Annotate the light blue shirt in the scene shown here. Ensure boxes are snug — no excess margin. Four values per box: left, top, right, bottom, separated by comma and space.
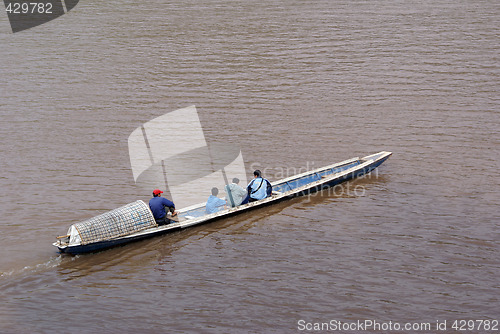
205, 195, 226, 214
247, 177, 270, 200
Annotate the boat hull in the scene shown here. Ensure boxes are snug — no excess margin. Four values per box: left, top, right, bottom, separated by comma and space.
54, 151, 392, 255
56, 225, 182, 254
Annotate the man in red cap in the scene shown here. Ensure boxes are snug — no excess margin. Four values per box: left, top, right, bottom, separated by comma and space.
149, 189, 177, 226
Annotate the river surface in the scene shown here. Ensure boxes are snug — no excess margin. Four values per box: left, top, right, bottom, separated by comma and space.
0, 0, 499, 333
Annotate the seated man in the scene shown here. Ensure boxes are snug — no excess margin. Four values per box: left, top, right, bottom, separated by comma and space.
205, 187, 226, 214
224, 178, 247, 207
149, 189, 177, 226
245, 170, 272, 203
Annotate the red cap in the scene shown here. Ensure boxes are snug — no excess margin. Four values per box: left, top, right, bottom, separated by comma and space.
153, 189, 163, 195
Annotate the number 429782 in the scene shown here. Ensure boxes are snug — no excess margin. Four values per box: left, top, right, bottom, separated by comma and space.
5, 2, 53, 14
452, 319, 498, 331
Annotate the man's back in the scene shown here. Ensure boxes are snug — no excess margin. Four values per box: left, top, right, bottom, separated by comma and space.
248, 177, 271, 201
149, 196, 174, 220
205, 195, 226, 214
225, 183, 247, 207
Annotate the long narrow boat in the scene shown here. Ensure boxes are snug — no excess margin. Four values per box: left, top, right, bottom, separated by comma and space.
54, 151, 391, 254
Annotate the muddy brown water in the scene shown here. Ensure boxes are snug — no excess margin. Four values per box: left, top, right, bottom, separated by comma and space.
0, 0, 498, 332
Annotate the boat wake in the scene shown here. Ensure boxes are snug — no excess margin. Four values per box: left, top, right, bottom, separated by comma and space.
0, 255, 78, 281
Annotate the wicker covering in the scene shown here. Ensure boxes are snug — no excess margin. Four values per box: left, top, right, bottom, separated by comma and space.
73, 200, 157, 245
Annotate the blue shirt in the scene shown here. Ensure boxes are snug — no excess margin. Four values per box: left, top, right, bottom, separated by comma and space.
205, 195, 226, 214
149, 196, 175, 220
247, 177, 272, 200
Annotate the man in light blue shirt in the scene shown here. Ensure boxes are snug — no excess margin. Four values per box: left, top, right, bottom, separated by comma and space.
205, 187, 226, 214
246, 170, 272, 202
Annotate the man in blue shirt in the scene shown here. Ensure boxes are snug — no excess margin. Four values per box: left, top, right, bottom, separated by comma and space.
245, 170, 272, 202
205, 187, 226, 214
149, 189, 177, 225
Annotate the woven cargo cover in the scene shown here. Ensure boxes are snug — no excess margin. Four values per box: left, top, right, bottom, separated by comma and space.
74, 200, 157, 245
